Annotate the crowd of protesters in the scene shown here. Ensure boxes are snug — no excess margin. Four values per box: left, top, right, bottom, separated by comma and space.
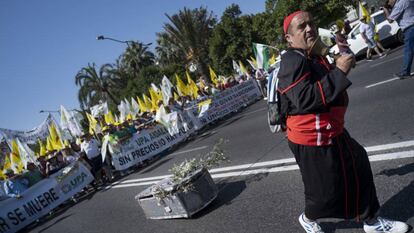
0, 71, 266, 204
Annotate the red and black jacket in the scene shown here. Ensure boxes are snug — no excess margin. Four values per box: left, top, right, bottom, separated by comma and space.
277, 48, 352, 146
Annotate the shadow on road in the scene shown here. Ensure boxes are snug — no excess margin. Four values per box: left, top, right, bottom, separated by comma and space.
377, 162, 414, 177
37, 214, 73, 233
318, 162, 414, 232
319, 221, 362, 233
377, 162, 414, 222
191, 180, 246, 219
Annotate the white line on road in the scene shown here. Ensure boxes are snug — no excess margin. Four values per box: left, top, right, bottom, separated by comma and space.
365, 140, 414, 152
169, 145, 208, 156
365, 77, 399, 88
370, 55, 403, 68
115, 139, 414, 185
116, 158, 297, 185
109, 150, 414, 189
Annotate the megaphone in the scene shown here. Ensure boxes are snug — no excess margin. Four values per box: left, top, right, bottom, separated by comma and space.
309, 36, 330, 56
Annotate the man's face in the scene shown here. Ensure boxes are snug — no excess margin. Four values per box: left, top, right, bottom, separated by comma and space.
285, 12, 317, 51
388, 0, 396, 7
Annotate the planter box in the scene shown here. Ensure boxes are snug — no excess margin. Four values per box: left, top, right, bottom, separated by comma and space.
136, 168, 218, 219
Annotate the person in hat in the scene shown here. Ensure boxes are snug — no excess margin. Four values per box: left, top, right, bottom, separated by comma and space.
333, 24, 353, 55
277, 11, 409, 233
360, 15, 386, 61
3, 169, 28, 199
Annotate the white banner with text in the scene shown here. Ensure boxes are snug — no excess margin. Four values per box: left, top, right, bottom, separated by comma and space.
0, 161, 94, 233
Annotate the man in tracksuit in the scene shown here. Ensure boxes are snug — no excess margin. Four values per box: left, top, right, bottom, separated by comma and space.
278, 11, 410, 233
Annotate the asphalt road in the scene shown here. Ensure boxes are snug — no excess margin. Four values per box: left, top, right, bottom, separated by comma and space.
26, 46, 414, 233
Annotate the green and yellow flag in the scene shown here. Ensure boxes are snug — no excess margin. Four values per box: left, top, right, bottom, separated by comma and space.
239, 61, 249, 76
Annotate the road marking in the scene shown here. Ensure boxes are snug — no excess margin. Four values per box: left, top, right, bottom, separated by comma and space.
365, 77, 399, 88
114, 139, 414, 186
109, 150, 414, 189
169, 145, 208, 156
370, 55, 403, 68
365, 140, 414, 152
115, 158, 296, 185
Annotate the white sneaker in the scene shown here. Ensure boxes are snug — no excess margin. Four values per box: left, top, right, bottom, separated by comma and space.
298, 213, 325, 233
363, 217, 410, 233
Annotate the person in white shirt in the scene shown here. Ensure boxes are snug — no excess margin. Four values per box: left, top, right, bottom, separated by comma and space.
80, 133, 102, 183
360, 15, 386, 60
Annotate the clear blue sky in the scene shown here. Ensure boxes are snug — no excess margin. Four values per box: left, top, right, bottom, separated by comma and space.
0, 0, 264, 131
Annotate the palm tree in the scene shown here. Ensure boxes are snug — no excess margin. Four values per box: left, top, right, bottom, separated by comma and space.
158, 7, 216, 80
156, 32, 186, 67
121, 41, 155, 76
75, 63, 118, 109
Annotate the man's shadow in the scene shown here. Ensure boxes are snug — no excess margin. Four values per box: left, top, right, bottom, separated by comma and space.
376, 162, 414, 222
320, 162, 414, 233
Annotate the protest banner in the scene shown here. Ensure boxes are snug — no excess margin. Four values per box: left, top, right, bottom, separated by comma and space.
109, 122, 194, 171
197, 80, 261, 125
0, 161, 94, 233
0, 115, 55, 145
107, 80, 260, 171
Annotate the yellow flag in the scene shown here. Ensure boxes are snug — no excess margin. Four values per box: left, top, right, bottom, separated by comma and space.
49, 123, 63, 150
0, 170, 5, 180
86, 112, 98, 135
126, 113, 134, 121
268, 54, 276, 66
250, 56, 258, 67
38, 139, 46, 156
2, 153, 11, 170
137, 96, 148, 113
239, 61, 248, 75
175, 74, 188, 96
186, 71, 199, 99
198, 98, 212, 112
209, 66, 218, 86
46, 136, 54, 152
10, 153, 24, 173
104, 111, 116, 125
11, 139, 19, 155
64, 140, 70, 147
359, 1, 371, 22
143, 94, 154, 112
149, 88, 160, 110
